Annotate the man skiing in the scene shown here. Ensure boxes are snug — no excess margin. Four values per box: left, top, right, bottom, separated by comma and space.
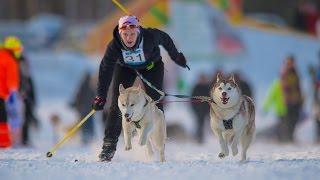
92, 15, 189, 162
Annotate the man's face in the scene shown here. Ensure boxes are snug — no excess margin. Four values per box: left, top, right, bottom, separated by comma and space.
120, 28, 138, 48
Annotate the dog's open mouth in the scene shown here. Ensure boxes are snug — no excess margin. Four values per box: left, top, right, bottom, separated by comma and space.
125, 114, 133, 122
220, 97, 230, 104
126, 118, 132, 122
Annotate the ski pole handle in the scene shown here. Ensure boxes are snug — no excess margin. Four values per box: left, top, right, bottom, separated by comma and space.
46, 109, 96, 158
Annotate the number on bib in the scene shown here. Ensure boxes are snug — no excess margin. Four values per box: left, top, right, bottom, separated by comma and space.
122, 48, 146, 65
121, 39, 146, 65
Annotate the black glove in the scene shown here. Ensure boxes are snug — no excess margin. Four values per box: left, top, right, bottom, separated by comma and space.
92, 96, 106, 111
175, 52, 190, 70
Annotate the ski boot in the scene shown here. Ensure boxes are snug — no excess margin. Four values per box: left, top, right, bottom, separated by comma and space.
99, 142, 116, 162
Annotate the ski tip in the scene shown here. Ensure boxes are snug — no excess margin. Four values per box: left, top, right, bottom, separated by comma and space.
46, 152, 53, 158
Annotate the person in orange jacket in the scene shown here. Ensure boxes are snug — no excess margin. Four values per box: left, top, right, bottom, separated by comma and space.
0, 36, 21, 148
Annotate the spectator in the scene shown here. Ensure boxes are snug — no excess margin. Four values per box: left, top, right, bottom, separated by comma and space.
70, 71, 96, 145
3, 36, 39, 147
280, 55, 303, 142
264, 55, 303, 143
263, 79, 287, 142
19, 51, 39, 146
3, 36, 25, 146
191, 73, 210, 144
0, 37, 21, 148
233, 71, 253, 98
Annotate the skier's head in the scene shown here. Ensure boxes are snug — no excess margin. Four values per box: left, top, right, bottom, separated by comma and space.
3, 36, 23, 58
285, 55, 295, 69
118, 15, 140, 48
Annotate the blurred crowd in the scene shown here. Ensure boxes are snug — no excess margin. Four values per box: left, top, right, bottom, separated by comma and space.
261, 53, 320, 144
0, 36, 38, 148
0, 36, 101, 148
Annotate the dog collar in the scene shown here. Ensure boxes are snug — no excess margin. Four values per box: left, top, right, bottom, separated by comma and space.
133, 121, 141, 129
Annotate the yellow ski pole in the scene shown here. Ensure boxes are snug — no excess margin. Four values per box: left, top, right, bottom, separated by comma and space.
46, 109, 96, 158
112, 0, 130, 15
47, 1, 128, 158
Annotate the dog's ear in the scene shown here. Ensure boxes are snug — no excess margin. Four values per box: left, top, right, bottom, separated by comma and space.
119, 84, 125, 93
216, 73, 221, 82
228, 75, 236, 83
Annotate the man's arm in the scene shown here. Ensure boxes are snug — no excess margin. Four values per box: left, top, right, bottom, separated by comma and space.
152, 28, 189, 69
153, 28, 179, 59
97, 41, 119, 99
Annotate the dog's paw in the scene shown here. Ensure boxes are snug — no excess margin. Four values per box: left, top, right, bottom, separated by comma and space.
125, 145, 132, 151
160, 157, 166, 162
218, 152, 226, 159
240, 153, 247, 162
139, 141, 146, 146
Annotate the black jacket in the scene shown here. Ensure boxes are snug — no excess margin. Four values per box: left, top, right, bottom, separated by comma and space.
97, 26, 182, 98
19, 55, 36, 105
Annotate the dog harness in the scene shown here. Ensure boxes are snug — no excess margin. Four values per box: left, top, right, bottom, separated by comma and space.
132, 98, 149, 129
223, 119, 233, 130
222, 99, 245, 130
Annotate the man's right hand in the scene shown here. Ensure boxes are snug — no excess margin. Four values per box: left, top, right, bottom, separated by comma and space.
92, 96, 106, 111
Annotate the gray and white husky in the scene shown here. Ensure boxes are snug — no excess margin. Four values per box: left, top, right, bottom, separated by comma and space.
118, 84, 166, 162
209, 74, 255, 162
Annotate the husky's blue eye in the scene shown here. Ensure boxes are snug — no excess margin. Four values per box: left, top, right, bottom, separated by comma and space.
227, 87, 231, 90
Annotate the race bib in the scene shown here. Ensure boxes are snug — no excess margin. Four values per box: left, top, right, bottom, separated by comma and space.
121, 39, 146, 65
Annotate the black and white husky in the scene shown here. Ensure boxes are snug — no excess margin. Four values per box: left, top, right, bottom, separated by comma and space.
209, 74, 255, 162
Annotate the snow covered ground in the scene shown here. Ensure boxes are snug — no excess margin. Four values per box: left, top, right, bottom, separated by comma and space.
1, 140, 320, 180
